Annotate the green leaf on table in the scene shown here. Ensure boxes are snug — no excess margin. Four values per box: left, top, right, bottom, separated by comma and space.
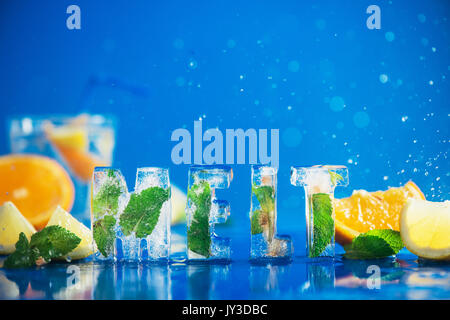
344, 229, 404, 260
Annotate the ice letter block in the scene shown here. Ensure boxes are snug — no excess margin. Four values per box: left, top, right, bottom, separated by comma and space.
250, 165, 293, 261
91, 167, 171, 262
290, 165, 349, 258
186, 165, 233, 262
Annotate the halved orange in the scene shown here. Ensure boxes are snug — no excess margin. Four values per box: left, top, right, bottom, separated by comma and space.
0, 154, 74, 230
45, 120, 107, 182
334, 181, 425, 245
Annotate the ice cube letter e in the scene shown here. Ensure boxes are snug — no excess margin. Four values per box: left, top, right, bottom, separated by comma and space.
290, 165, 349, 258
186, 165, 233, 261
91, 167, 171, 262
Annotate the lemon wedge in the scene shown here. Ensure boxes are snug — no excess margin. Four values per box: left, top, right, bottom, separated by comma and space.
400, 198, 450, 260
46, 206, 93, 260
0, 202, 36, 254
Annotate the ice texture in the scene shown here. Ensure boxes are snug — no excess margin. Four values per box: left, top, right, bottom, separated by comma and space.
290, 165, 349, 258
250, 165, 293, 261
186, 165, 233, 261
91, 167, 171, 262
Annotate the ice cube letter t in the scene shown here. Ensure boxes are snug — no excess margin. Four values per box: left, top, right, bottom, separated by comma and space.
290, 165, 349, 258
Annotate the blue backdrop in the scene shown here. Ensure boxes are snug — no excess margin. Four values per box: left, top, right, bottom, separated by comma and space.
1, 1, 449, 248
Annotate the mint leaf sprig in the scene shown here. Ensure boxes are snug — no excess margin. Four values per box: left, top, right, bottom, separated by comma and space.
3, 226, 81, 269
310, 193, 334, 257
344, 229, 404, 260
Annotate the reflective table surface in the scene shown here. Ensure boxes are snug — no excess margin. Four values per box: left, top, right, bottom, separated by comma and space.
1, 225, 449, 300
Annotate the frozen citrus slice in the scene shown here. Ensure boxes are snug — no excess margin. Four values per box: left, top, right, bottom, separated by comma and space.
0, 202, 36, 254
334, 181, 425, 245
46, 206, 93, 260
400, 199, 450, 260
171, 184, 187, 224
0, 154, 74, 230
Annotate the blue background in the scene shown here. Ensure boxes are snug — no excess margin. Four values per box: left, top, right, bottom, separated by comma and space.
0, 1, 449, 253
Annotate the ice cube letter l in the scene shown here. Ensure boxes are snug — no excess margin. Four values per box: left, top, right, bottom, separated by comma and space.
186, 165, 233, 261
250, 165, 293, 261
290, 165, 349, 258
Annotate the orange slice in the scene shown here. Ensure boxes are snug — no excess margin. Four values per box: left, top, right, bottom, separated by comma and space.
45, 119, 107, 182
0, 154, 75, 230
334, 181, 425, 245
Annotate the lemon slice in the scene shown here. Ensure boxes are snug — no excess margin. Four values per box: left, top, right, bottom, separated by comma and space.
400, 198, 450, 260
46, 206, 93, 260
0, 202, 36, 254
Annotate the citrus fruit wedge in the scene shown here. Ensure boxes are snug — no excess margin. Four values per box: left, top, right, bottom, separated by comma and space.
0, 154, 75, 230
400, 199, 450, 260
46, 206, 94, 260
0, 202, 36, 254
334, 181, 425, 245
45, 120, 107, 182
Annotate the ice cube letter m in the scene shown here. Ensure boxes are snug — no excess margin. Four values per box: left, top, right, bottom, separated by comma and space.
186, 165, 233, 261
91, 167, 171, 262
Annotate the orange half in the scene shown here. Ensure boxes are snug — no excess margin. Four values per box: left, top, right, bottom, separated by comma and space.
334, 181, 425, 245
0, 154, 74, 230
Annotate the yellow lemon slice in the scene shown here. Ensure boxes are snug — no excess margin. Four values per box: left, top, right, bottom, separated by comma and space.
0, 202, 36, 254
400, 198, 450, 260
46, 206, 93, 260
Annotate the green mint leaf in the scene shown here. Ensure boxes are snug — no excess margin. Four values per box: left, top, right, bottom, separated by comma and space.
252, 185, 275, 213
3, 233, 38, 269
251, 209, 263, 235
344, 229, 404, 260
93, 215, 116, 257
187, 180, 212, 257
3, 227, 81, 269
119, 187, 170, 238
30, 225, 81, 261
92, 175, 123, 219
310, 193, 334, 258
251, 185, 275, 239
328, 170, 343, 186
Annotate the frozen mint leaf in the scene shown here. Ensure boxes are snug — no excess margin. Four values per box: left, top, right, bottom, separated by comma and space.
251, 209, 264, 235
328, 170, 343, 186
252, 185, 275, 213
251, 185, 275, 239
92, 176, 123, 219
119, 187, 170, 238
310, 193, 334, 258
93, 215, 116, 257
3, 227, 81, 269
344, 229, 403, 260
187, 180, 212, 257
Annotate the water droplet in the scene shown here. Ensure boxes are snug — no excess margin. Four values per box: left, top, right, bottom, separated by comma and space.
417, 14, 426, 23
379, 74, 389, 84
227, 39, 236, 48
329, 96, 345, 112
385, 31, 395, 42
353, 111, 370, 128
288, 60, 300, 72
282, 127, 302, 148
187, 59, 198, 69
